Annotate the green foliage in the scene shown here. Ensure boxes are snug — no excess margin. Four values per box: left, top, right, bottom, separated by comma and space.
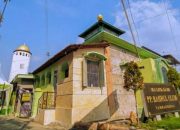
0, 109, 6, 115
167, 67, 180, 89
141, 117, 180, 129
123, 61, 144, 91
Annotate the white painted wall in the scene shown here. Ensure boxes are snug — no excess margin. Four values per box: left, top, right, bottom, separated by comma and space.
9, 51, 31, 82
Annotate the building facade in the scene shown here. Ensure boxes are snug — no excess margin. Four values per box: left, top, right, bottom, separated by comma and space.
136, 58, 170, 117
33, 44, 110, 126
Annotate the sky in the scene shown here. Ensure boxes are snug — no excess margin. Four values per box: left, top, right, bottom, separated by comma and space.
0, 0, 180, 80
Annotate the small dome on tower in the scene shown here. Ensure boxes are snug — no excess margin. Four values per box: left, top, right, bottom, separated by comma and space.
15, 44, 30, 53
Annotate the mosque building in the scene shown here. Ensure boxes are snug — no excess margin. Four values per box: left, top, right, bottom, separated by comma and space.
31, 15, 179, 126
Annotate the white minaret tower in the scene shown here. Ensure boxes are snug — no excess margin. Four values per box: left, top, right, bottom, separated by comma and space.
9, 44, 31, 82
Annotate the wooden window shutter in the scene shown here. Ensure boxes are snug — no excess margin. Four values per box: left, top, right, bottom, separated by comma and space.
99, 61, 105, 87
83, 58, 88, 87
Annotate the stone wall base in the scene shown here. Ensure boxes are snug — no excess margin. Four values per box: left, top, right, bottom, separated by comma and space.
35, 109, 55, 125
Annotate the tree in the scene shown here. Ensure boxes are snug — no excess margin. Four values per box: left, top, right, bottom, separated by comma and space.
124, 61, 144, 91
0, 0, 10, 24
167, 67, 180, 92
123, 61, 144, 125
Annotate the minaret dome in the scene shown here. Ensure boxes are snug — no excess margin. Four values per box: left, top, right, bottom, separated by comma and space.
15, 44, 31, 53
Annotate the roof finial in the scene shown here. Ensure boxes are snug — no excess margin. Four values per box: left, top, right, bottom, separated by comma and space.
97, 14, 103, 21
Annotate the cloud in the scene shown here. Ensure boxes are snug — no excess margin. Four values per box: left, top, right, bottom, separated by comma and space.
114, 0, 180, 59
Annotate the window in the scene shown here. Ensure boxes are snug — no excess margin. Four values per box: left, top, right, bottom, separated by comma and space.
83, 52, 106, 88
20, 64, 24, 69
61, 62, 69, 79
53, 70, 58, 89
41, 74, 45, 86
65, 68, 69, 78
162, 67, 168, 83
87, 60, 100, 87
46, 71, 51, 84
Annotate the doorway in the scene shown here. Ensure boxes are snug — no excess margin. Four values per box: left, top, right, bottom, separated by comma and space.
19, 89, 33, 118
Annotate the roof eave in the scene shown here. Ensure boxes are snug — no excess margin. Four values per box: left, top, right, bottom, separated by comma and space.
84, 31, 161, 59
33, 43, 109, 74
79, 20, 125, 38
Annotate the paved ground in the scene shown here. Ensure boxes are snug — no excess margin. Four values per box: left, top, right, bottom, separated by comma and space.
0, 116, 148, 130
0, 116, 66, 130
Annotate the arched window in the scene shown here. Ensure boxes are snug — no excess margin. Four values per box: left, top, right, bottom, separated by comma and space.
41, 74, 45, 86
46, 71, 51, 84
162, 67, 168, 83
58, 62, 69, 83
61, 62, 69, 78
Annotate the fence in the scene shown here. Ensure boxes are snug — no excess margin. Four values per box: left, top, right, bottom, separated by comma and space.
38, 92, 56, 109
